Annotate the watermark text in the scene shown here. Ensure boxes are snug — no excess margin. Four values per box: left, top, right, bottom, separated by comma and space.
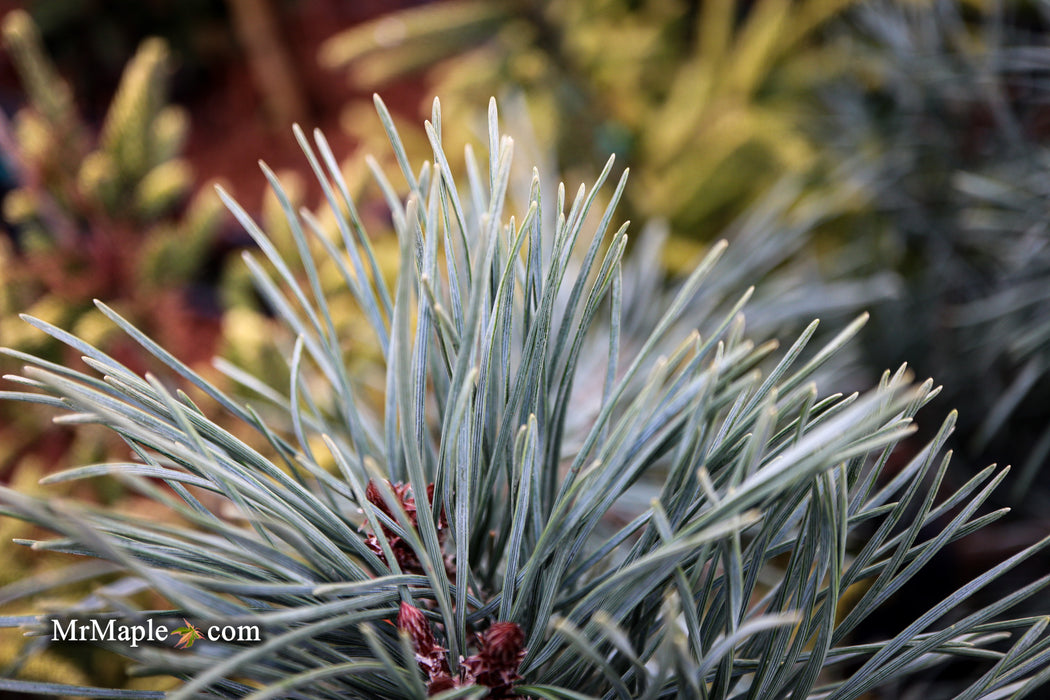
48, 617, 262, 648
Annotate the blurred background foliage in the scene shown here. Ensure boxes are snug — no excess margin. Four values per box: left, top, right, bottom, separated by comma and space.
0, 5, 227, 523
0, 0, 1049, 694
0, 7, 228, 691
0, 11, 224, 361
821, 0, 1050, 515
322, 0, 861, 241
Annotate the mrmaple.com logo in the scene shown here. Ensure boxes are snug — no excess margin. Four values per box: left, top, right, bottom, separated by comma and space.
49, 617, 262, 648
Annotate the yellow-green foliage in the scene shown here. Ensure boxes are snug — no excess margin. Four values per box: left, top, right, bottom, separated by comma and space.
0, 14, 229, 685
0, 9, 222, 358
0, 461, 89, 694
321, 0, 856, 234
319, 0, 513, 87
0, 9, 83, 159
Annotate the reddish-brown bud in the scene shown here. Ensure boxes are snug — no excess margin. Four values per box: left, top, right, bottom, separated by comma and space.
397, 602, 436, 650
479, 622, 526, 669
461, 620, 526, 698
397, 602, 450, 684
365, 480, 383, 506
366, 480, 429, 529
427, 673, 457, 694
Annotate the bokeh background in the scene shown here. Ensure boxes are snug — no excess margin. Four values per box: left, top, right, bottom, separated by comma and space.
1, 0, 1049, 694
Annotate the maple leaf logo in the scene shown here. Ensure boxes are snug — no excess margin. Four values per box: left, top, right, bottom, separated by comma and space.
171, 619, 202, 649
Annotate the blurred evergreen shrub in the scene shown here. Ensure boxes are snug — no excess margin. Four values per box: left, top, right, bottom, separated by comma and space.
0, 9, 223, 362
0, 10, 224, 689
821, 0, 1050, 506
320, 0, 859, 237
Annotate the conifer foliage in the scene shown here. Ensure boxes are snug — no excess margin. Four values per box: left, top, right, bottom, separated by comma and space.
1, 98, 1049, 698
